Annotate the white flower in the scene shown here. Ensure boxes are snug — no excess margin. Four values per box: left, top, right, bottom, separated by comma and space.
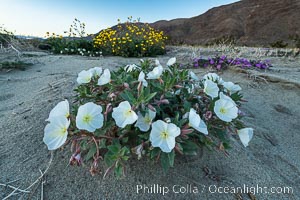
237, 128, 254, 147
189, 71, 199, 81
77, 70, 92, 84
132, 144, 143, 160
204, 79, 219, 98
147, 65, 163, 79
222, 81, 241, 94
219, 92, 236, 105
112, 101, 138, 128
214, 98, 238, 122
124, 64, 140, 72
46, 100, 69, 121
43, 117, 70, 150
97, 69, 111, 86
166, 57, 176, 66
203, 73, 223, 84
155, 59, 161, 66
150, 120, 180, 153
135, 110, 156, 132
89, 67, 102, 77
138, 71, 148, 87
76, 102, 104, 132
188, 108, 208, 135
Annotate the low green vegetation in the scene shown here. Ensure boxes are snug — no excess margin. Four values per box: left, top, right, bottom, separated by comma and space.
0, 61, 33, 71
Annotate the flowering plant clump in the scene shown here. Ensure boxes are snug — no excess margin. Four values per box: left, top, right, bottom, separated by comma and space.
43, 58, 253, 178
44, 18, 102, 57
192, 55, 272, 71
93, 17, 167, 57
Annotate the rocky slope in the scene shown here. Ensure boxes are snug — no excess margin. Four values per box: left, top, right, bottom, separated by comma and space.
151, 0, 300, 46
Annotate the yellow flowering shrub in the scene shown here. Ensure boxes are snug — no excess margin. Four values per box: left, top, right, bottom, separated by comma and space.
93, 18, 168, 57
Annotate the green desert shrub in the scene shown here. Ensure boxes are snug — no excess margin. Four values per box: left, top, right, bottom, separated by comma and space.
42, 58, 254, 178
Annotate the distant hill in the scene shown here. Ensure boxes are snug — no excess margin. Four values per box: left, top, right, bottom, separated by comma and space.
151, 0, 300, 46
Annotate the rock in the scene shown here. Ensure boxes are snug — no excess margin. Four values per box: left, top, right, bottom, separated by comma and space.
273, 104, 292, 115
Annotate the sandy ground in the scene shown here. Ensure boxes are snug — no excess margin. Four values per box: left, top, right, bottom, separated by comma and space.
0, 47, 300, 200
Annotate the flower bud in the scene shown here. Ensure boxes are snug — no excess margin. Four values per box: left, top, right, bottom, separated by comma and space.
90, 159, 100, 176
131, 144, 143, 160
204, 111, 213, 120
108, 93, 117, 100
123, 82, 129, 88
181, 128, 194, 135
174, 85, 183, 89
160, 99, 169, 104
69, 152, 82, 166
148, 104, 156, 112
164, 118, 171, 123
105, 103, 112, 114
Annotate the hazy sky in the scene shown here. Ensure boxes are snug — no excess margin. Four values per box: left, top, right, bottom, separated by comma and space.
0, 0, 239, 37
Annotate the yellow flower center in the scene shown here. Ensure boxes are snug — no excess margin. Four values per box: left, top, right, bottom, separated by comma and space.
144, 116, 151, 124
83, 114, 92, 123
124, 109, 133, 117
85, 76, 91, 82
220, 107, 227, 114
59, 127, 67, 135
160, 131, 169, 139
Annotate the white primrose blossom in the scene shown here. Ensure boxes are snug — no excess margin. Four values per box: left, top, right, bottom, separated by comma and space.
219, 92, 236, 105
237, 128, 254, 147
222, 81, 242, 94
135, 110, 156, 132
155, 59, 162, 67
147, 65, 164, 79
76, 102, 104, 132
150, 120, 180, 153
77, 70, 92, 84
88, 67, 102, 77
124, 64, 140, 72
46, 100, 69, 122
43, 117, 70, 150
189, 71, 199, 81
138, 71, 148, 87
204, 79, 219, 98
166, 57, 176, 66
97, 69, 111, 86
203, 73, 224, 84
188, 108, 208, 135
112, 101, 138, 128
214, 98, 238, 122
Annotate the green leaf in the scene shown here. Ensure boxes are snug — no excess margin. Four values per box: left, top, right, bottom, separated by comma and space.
150, 147, 160, 159
120, 90, 136, 104
99, 139, 107, 149
231, 92, 243, 102
85, 144, 97, 161
181, 141, 198, 156
107, 144, 120, 154
121, 137, 129, 143
160, 152, 171, 173
183, 101, 192, 112
80, 139, 88, 151
144, 92, 157, 102
114, 164, 123, 178
168, 150, 175, 167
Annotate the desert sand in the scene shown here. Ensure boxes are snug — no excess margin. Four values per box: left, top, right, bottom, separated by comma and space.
0, 47, 300, 199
